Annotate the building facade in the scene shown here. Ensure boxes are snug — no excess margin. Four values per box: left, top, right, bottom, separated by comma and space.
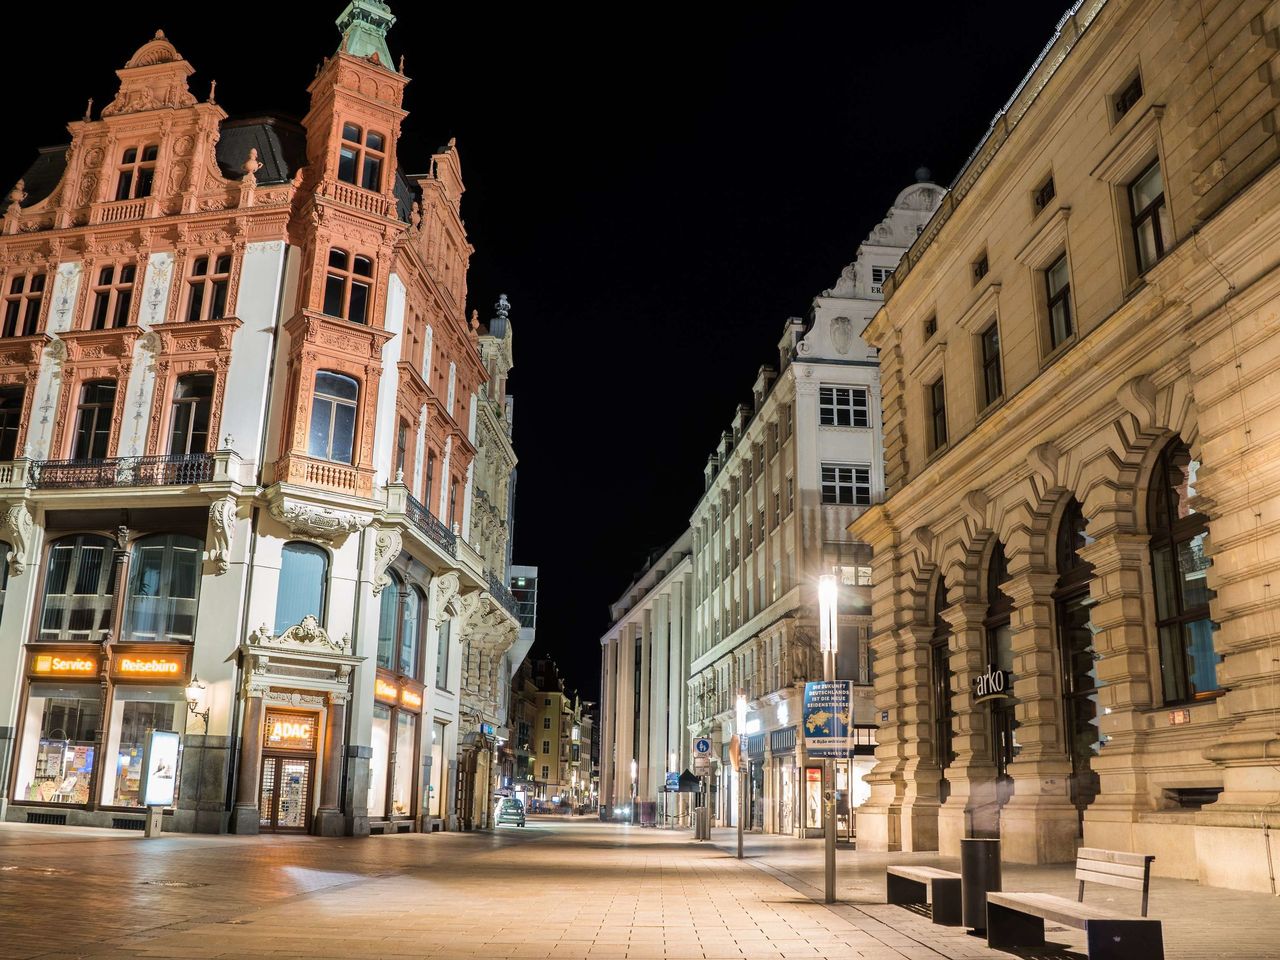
598, 533, 693, 825
682, 178, 942, 839
853, 0, 1280, 893
0, 2, 520, 838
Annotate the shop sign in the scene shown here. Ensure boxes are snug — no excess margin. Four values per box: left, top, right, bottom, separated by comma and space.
400, 687, 423, 710
141, 730, 181, 807
113, 655, 186, 679
375, 677, 399, 703
480, 722, 495, 736
264, 711, 317, 751
31, 653, 100, 677
802, 680, 855, 758
974, 665, 1013, 703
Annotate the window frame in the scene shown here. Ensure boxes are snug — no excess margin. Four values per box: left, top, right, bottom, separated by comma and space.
819, 462, 872, 506
1045, 253, 1073, 351
2, 270, 46, 338
167, 373, 214, 456
89, 262, 137, 330
123, 533, 203, 644
1128, 159, 1170, 274
114, 145, 158, 202
71, 379, 118, 460
979, 321, 1004, 410
337, 122, 387, 193
321, 248, 374, 324
183, 253, 233, 324
274, 541, 330, 635
818, 385, 870, 428
307, 371, 360, 464
927, 376, 948, 453
37, 534, 117, 644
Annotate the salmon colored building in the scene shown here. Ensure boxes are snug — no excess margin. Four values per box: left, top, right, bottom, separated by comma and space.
0, 1, 520, 837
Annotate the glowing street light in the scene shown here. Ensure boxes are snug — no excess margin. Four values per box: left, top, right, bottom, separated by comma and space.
817, 573, 838, 904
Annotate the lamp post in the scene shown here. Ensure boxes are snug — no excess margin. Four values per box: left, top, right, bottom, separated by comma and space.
735, 692, 747, 860
818, 573, 839, 904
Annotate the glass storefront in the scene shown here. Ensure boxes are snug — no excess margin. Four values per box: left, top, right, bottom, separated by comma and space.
776, 758, 795, 834
391, 711, 417, 817
100, 687, 187, 807
803, 766, 823, 831
429, 720, 447, 817
369, 702, 391, 817
15, 684, 101, 804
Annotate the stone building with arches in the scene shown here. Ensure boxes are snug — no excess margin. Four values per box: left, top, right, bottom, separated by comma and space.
0, 2, 520, 837
853, 0, 1280, 892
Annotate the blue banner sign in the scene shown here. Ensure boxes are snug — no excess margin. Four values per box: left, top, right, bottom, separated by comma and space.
664, 771, 680, 792
803, 680, 855, 758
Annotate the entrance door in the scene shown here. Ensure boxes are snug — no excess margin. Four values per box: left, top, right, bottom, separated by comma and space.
259, 755, 313, 832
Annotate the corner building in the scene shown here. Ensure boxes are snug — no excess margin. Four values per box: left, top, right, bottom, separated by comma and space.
854, 0, 1280, 891
0, 2, 519, 836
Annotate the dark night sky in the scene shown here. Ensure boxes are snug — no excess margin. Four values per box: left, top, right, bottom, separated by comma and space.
2, 2, 1069, 700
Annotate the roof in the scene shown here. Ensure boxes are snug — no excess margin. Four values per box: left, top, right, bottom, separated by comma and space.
216, 117, 307, 185
17, 146, 68, 206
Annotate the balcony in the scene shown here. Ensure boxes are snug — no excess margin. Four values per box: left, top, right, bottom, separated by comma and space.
486, 570, 520, 619
90, 197, 149, 225
30, 453, 215, 489
272, 453, 374, 498
404, 492, 457, 557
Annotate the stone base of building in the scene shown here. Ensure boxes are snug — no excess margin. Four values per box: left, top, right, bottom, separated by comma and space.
900, 799, 939, 851
230, 803, 261, 835
342, 745, 372, 837
313, 807, 346, 837
855, 803, 901, 851
173, 734, 232, 834
1000, 798, 1078, 864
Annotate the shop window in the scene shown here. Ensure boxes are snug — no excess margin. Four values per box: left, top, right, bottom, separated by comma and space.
0, 385, 24, 460
429, 720, 448, 817
89, 263, 136, 329
1129, 160, 1171, 274
168, 374, 213, 455
184, 254, 232, 323
2, 271, 45, 337
1149, 440, 1218, 703
337, 123, 386, 192
39, 534, 116, 643
390, 711, 416, 816
15, 686, 102, 804
274, 542, 328, 635
1045, 254, 1073, 348
102, 691, 186, 807
322, 248, 373, 324
369, 702, 391, 817
71, 380, 117, 460
435, 617, 451, 690
115, 145, 158, 201
307, 371, 358, 464
124, 534, 202, 643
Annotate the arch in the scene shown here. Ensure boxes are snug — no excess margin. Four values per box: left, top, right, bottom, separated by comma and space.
124, 532, 203, 643
274, 541, 330, 634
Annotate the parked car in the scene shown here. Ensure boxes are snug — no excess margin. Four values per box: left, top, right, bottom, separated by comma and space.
495, 798, 526, 827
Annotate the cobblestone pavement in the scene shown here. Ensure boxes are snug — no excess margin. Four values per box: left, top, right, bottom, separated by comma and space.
0, 818, 1273, 960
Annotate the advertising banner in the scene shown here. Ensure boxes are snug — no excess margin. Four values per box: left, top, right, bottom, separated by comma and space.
802, 680, 855, 758
141, 730, 181, 807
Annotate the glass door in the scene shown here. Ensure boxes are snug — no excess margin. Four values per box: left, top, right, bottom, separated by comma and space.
259, 756, 313, 832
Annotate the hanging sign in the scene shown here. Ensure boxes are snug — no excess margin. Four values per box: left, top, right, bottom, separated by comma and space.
141, 730, 182, 807
974, 664, 1013, 703
803, 680, 855, 758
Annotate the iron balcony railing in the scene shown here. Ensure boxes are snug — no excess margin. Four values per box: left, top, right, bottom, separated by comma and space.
405, 492, 457, 557
486, 570, 520, 619
31, 453, 215, 489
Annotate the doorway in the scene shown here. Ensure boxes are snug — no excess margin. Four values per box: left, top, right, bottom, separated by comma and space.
259, 755, 313, 832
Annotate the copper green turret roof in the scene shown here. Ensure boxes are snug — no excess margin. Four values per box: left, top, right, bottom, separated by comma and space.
336, 0, 397, 70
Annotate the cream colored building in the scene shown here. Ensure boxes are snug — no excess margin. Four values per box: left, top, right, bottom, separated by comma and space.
853, 0, 1280, 893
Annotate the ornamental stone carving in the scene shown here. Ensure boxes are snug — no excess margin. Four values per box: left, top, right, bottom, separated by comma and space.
268, 499, 367, 542
434, 571, 460, 615
370, 528, 402, 596
249, 615, 350, 655
2, 503, 34, 577
208, 496, 236, 574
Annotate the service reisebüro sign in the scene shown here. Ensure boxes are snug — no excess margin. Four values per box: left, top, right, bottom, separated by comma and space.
802, 680, 855, 758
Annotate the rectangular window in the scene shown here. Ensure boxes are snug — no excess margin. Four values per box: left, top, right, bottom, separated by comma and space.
1129, 160, 1171, 273
72, 381, 117, 460
786, 477, 794, 515
184, 254, 232, 323
2, 272, 45, 338
1114, 73, 1143, 120
972, 252, 989, 284
542, 740, 550, 754
871, 265, 893, 285
395, 419, 408, 478
1033, 175, 1056, 213
928, 377, 948, 451
924, 315, 937, 340
1046, 254, 1072, 348
819, 386, 869, 427
980, 322, 1003, 408
820, 463, 871, 506
543, 716, 551, 729
435, 618, 450, 689
772, 493, 780, 527
89, 264, 136, 330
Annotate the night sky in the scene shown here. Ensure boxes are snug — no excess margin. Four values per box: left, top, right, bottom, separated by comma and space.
4, 1, 1070, 700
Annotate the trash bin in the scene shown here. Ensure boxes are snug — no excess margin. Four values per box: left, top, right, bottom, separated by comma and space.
960, 837, 1001, 930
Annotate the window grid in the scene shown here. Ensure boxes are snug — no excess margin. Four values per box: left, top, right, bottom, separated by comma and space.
1046, 254, 1072, 348
89, 263, 136, 330
1129, 160, 1170, 274
2, 272, 44, 337
929, 377, 948, 451
820, 463, 872, 506
322, 248, 373, 324
115, 145, 158, 201
337, 123, 386, 192
980, 322, 1003, 408
819, 385, 870, 428
185, 254, 232, 323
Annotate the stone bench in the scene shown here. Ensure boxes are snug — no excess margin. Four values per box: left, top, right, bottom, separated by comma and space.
885, 864, 962, 926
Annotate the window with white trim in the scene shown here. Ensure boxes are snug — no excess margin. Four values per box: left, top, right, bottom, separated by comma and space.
820, 463, 871, 506
819, 386, 869, 428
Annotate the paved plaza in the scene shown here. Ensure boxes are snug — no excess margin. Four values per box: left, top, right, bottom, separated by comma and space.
0, 817, 1275, 960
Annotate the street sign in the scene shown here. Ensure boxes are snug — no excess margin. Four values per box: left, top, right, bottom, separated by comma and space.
803, 680, 856, 758
692, 755, 712, 774
693, 737, 712, 757
665, 771, 680, 792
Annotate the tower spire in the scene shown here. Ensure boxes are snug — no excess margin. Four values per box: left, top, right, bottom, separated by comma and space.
335, 1, 396, 69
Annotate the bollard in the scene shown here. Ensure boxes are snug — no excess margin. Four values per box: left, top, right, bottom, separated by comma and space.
960, 837, 1001, 930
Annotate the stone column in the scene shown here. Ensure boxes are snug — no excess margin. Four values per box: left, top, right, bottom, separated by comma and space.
599, 635, 616, 811
896, 622, 940, 852
999, 569, 1077, 863
937, 599, 999, 856
314, 692, 347, 837
231, 693, 265, 834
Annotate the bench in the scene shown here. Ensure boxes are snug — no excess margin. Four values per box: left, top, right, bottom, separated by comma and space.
986, 847, 1161, 960
885, 865, 962, 925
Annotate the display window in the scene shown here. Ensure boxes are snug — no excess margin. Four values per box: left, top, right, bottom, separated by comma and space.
100, 687, 187, 807
369, 702, 391, 817
804, 766, 823, 830
429, 719, 447, 817
776, 760, 795, 834
391, 711, 417, 816
16, 684, 101, 804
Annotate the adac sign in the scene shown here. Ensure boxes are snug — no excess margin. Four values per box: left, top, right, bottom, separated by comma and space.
974, 665, 1013, 703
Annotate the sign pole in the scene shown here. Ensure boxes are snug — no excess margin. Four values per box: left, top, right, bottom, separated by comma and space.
823, 650, 837, 904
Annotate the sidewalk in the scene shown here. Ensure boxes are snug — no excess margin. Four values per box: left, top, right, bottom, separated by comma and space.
706, 827, 1280, 960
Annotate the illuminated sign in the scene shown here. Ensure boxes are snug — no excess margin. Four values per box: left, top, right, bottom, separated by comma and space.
375, 677, 399, 703
142, 730, 181, 807
400, 688, 423, 710
115, 656, 183, 678
32, 654, 99, 676
264, 711, 317, 751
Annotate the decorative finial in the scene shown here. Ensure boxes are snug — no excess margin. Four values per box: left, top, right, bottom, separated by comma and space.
469, 309, 480, 331
242, 147, 262, 184
494, 294, 510, 320
409, 200, 421, 230
222, 433, 234, 449
7, 180, 27, 211
208, 80, 217, 104
399, 54, 405, 73
155, 29, 166, 40
395, 467, 404, 483
83, 98, 94, 121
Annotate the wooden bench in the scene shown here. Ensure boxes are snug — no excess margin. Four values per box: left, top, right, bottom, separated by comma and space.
885, 865, 962, 925
986, 848, 1162, 960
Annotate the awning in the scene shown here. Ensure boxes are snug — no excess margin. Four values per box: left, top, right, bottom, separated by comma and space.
673, 769, 703, 793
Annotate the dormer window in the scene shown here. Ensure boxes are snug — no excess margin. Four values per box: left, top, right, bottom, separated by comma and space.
322, 248, 373, 324
337, 123, 385, 192
115, 146, 158, 201
185, 254, 232, 322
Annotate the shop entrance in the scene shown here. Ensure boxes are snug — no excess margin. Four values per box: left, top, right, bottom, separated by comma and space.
259, 756, 313, 832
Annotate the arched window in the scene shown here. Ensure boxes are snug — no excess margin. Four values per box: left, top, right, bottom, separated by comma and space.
115, 145, 158, 200
930, 579, 953, 803
984, 543, 1018, 798
1054, 499, 1099, 834
401, 587, 423, 680
1149, 441, 1217, 703
39, 534, 116, 643
308, 372, 358, 463
275, 542, 329, 635
124, 534, 202, 643
168, 374, 214, 455
376, 571, 404, 671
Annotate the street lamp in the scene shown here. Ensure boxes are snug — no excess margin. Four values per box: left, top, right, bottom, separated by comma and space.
185, 674, 209, 731
735, 692, 748, 860
818, 573, 838, 904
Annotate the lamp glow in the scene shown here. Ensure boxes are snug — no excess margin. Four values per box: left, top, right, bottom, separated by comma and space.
735, 692, 748, 733
630, 758, 638, 781
818, 574, 839, 653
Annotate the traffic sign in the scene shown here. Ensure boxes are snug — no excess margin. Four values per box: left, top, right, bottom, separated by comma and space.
693, 737, 713, 757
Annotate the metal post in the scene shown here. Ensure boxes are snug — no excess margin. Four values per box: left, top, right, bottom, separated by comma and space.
737, 765, 745, 858
823, 648, 837, 904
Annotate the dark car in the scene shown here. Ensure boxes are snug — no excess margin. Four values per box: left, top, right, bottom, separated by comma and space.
496, 798, 526, 827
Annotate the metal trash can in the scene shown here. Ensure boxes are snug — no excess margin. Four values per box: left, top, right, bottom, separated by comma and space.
960, 837, 1001, 930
